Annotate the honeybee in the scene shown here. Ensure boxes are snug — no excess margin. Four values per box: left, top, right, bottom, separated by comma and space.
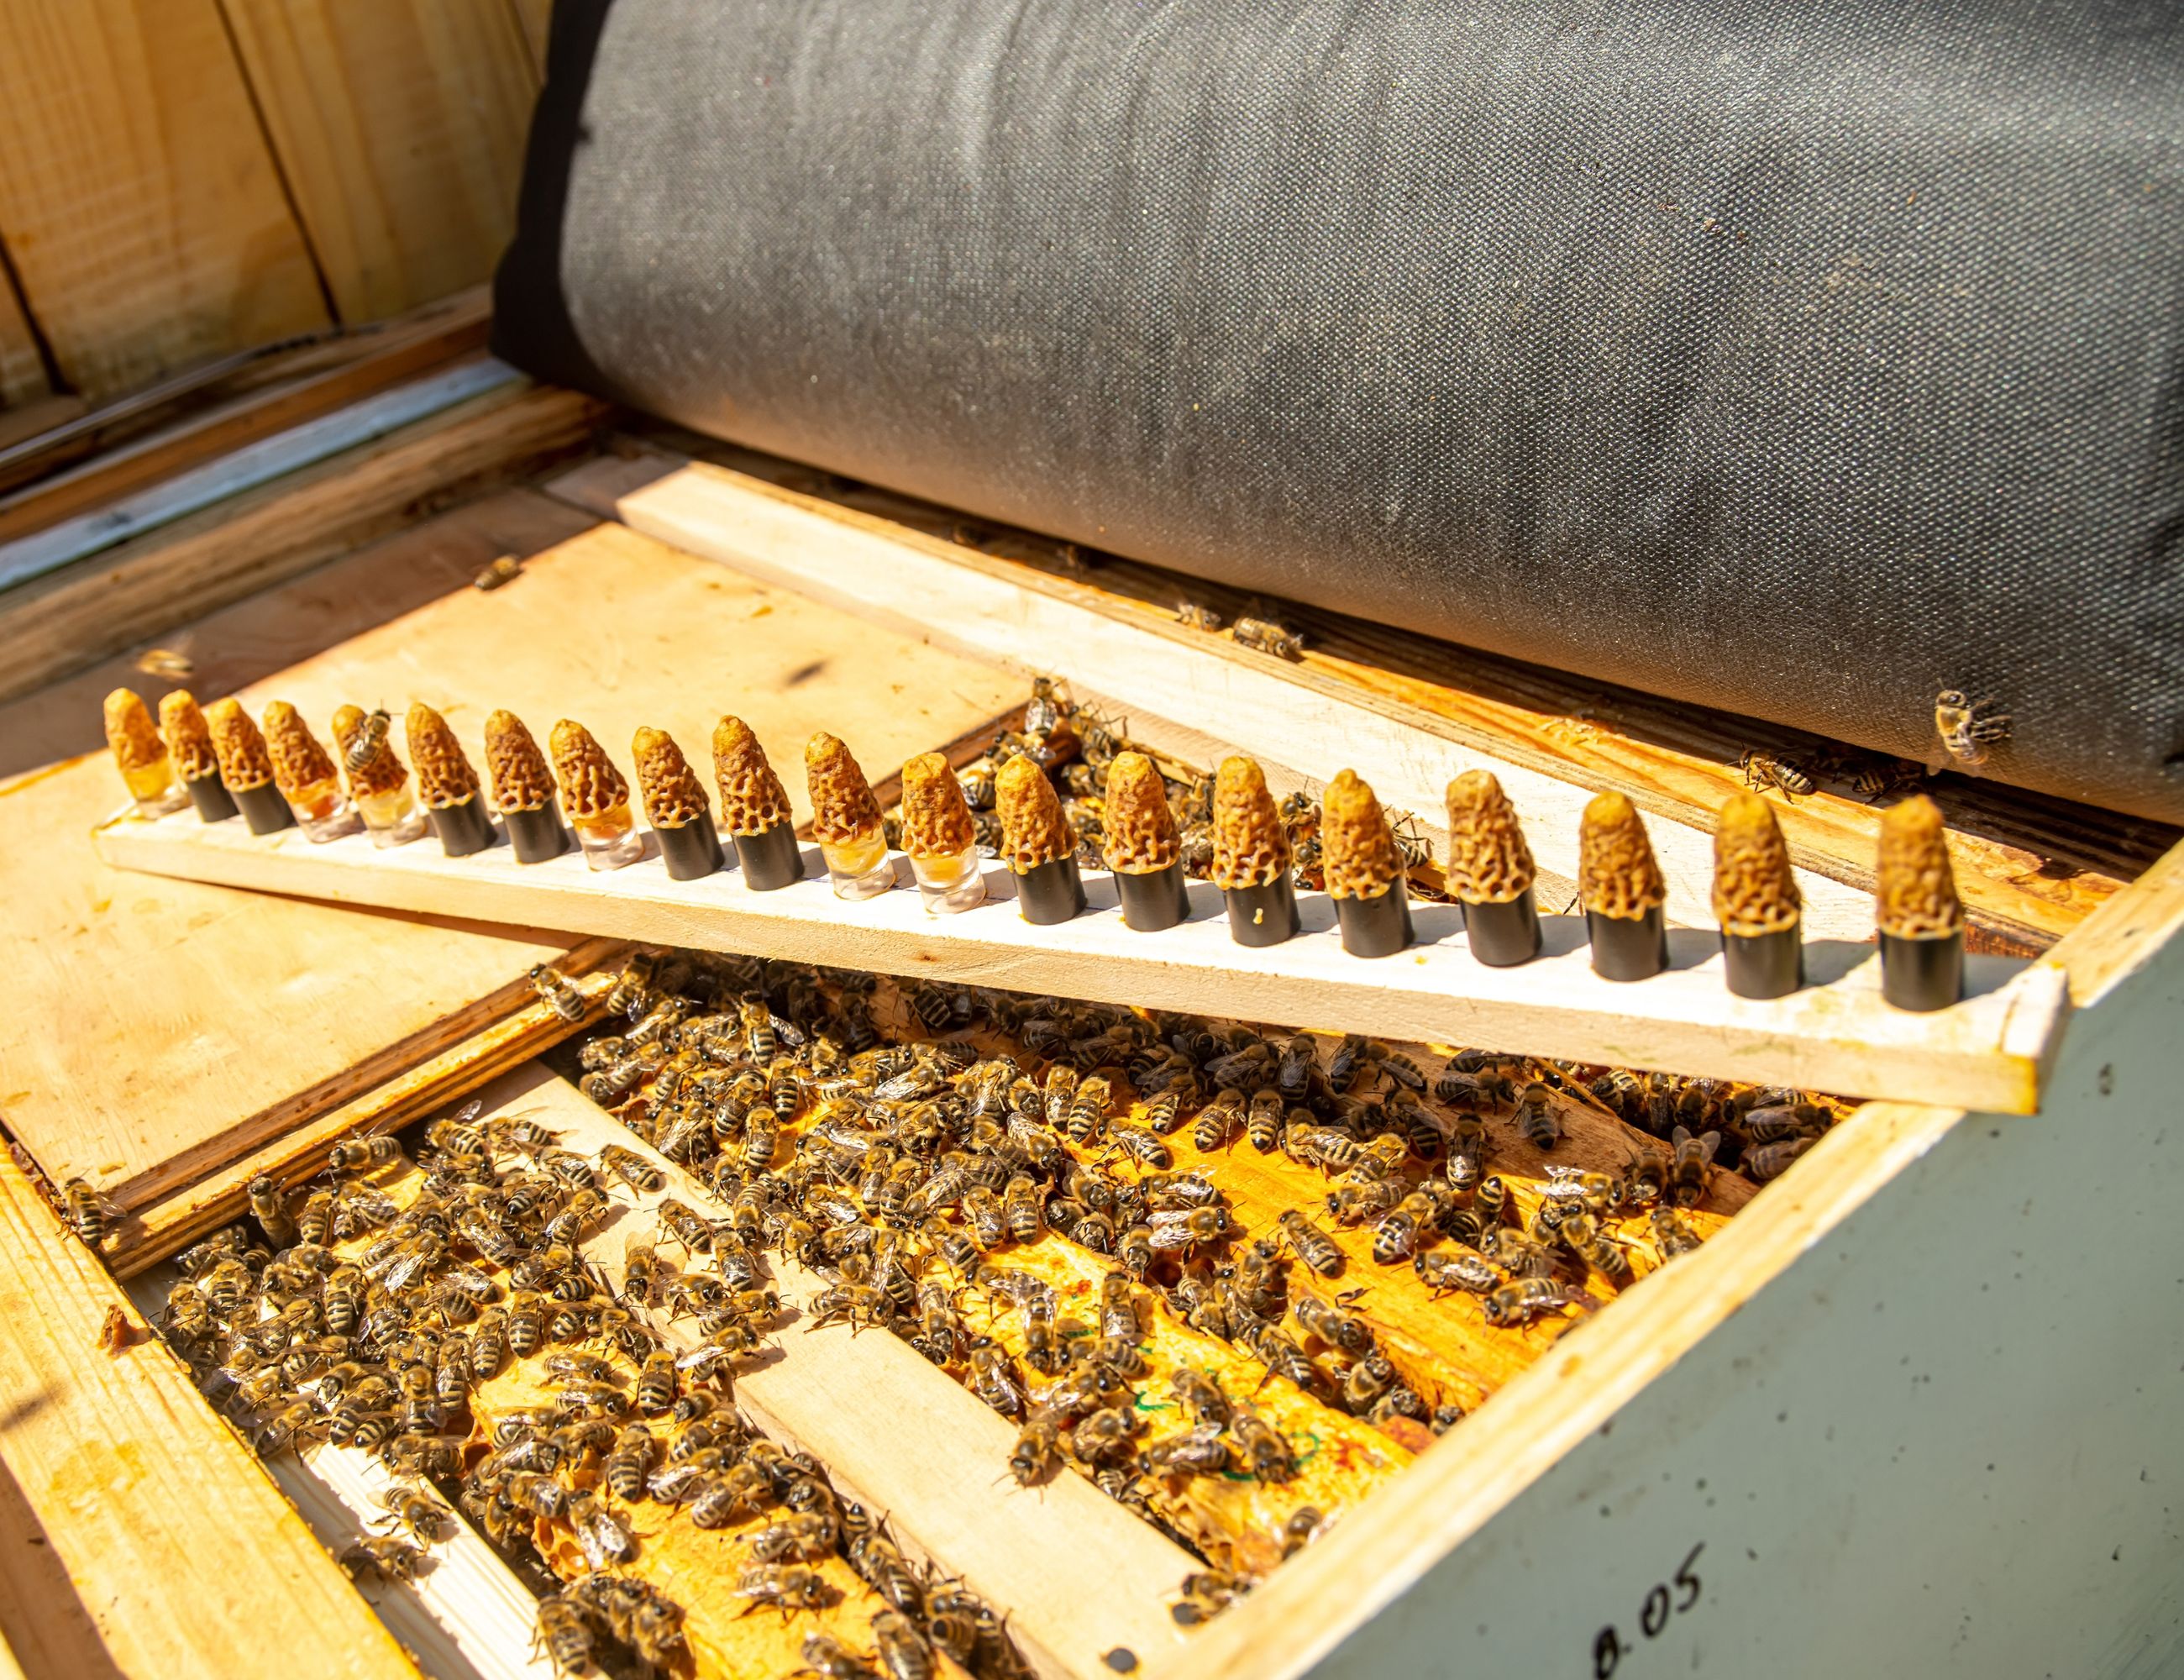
1272, 1207, 1342, 1278
341, 706, 392, 774
1065, 1076, 1112, 1145
1105, 1123, 1173, 1168
1231, 1412, 1297, 1480
1649, 1205, 1705, 1259
341, 1533, 423, 1583
528, 963, 587, 1023
61, 1179, 124, 1247
1232, 616, 1305, 661
966, 1341, 1025, 1417
1514, 1082, 1562, 1151
1292, 1289, 1373, 1356
532, 1597, 593, 1676
374, 1482, 447, 1545
1201, 1088, 1254, 1152
1744, 1134, 1818, 1181
1667, 1126, 1721, 1206
1147, 1205, 1231, 1254
1541, 1163, 1620, 1214
1738, 748, 1814, 800
1482, 1276, 1596, 1327
1175, 601, 1226, 632
1067, 1405, 1143, 1464
1934, 690, 2011, 768
1414, 1247, 1498, 1298
1368, 1191, 1436, 1265
1172, 1569, 1247, 1626
1558, 1212, 1634, 1287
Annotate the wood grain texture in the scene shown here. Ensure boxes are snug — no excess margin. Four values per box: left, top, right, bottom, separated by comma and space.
217, 0, 538, 324
0, 1152, 419, 1680
95, 802, 2071, 1116
477, 1065, 1197, 1680
0, 496, 604, 1204
0, 286, 490, 545
2045, 837, 2184, 1009
0, 0, 329, 398
0, 378, 602, 705
504, 0, 552, 77
0, 263, 45, 408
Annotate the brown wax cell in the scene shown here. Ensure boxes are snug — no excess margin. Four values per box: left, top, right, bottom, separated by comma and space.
549, 720, 629, 819
407, 703, 481, 807
711, 715, 793, 836
261, 701, 338, 797
158, 690, 219, 780
1444, 769, 1536, 903
485, 710, 557, 811
1210, 756, 1290, 890
102, 688, 164, 772
332, 705, 406, 799
995, 755, 1073, 871
1102, 752, 1180, 874
1712, 793, 1802, 937
1578, 790, 1667, 919
805, 732, 883, 845
633, 726, 711, 827
900, 753, 978, 858
204, 698, 275, 791
1875, 793, 1963, 938
1320, 769, 1401, 900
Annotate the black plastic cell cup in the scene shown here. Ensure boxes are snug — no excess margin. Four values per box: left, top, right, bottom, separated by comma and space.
183, 771, 239, 823
1462, 891, 1541, 968
1880, 929, 1963, 1012
656, 812, 726, 881
1115, 861, 1190, 932
733, 821, 805, 891
1723, 925, 1805, 1000
1224, 876, 1301, 947
1336, 880, 1414, 957
232, 780, 296, 835
504, 803, 570, 864
1015, 855, 1088, 925
426, 795, 496, 858
1587, 906, 1669, 981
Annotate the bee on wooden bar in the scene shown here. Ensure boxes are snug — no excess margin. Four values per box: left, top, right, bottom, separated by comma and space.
328, 1135, 404, 1177
1277, 1208, 1345, 1278
1231, 1412, 1298, 1480
1513, 1081, 1562, 1151
1232, 616, 1306, 660
528, 963, 588, 1023
61, 1179, 124, 1248
1558, 1212, 1635, 1288
1415, 1247, 1499, 1299
1483, 1276, 1598, 1327
1650, 1205, 1705, 1259
1668, 1126, 1722, 1206
1292, 1289, 1373, 1356
1744, 1134, 1818, 1181
1738, 748, 1816, 800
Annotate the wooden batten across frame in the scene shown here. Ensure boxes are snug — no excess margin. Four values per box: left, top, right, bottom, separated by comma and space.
95, 803, 2070, 1114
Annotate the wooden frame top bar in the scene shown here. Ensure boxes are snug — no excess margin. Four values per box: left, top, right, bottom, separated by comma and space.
96, 803, 2068, 1113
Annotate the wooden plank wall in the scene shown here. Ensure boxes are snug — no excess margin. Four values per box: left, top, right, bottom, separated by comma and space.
0, 0, 546, 408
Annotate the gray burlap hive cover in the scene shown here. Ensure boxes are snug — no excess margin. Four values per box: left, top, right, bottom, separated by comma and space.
493, 0, 2184, 821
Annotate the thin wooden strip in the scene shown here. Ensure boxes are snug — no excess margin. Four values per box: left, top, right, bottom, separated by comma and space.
218, 0, 538, 325
93, 800, 2068, 1115
545, 454, 1876, 942
0, 287, 490, 544
0, 0, 330, 398
0, 380, 604, 704
0, 360, 520, 587
108, 947, 627, 1278
0, 1152, 419, 1680
479, 1064, 1198, 1680
0, 256, 46, 408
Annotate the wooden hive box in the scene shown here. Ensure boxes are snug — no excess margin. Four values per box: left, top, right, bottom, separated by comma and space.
2, 321, 2179, 1680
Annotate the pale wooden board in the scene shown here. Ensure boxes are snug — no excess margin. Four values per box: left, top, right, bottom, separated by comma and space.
0, 261, 45, 409
204, 513, 1025, 834
0, 0, 330, 398
0, 1153, 419, 1680
0, 492, 604, 1205
475, 1063, 1197, 1680
218, 0, 538, 324
97, 799, 2070, 1115
548, 455, 1882, 942
0, 378, 603, 706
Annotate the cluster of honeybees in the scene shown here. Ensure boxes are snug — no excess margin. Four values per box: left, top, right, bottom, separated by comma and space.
903, 678, 1437, 896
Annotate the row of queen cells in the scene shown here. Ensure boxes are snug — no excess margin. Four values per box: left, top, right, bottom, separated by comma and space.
104, 687, 1968, 1013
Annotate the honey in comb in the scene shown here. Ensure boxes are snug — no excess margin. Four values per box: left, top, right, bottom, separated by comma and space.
1578, 790, 1666, 920
1102, 752, 1180, 874
711, 716, 793, 837
1443, 769, 1535, 904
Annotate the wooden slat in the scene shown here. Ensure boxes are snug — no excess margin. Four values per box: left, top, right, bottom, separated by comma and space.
0, 286, 490, 545
0, 1152, 419, 1680
218, 0, 538, 324
94, 801, 2070, 1115
486, 1065, 1196, 1680
0, 260, 45, 408
109, 953, 622, 1276
546, 454, 1876, 942
0, 496, 604, 1204
0, 0, 330, 398
504, 0, 552, 78
0, 378, 603, 704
